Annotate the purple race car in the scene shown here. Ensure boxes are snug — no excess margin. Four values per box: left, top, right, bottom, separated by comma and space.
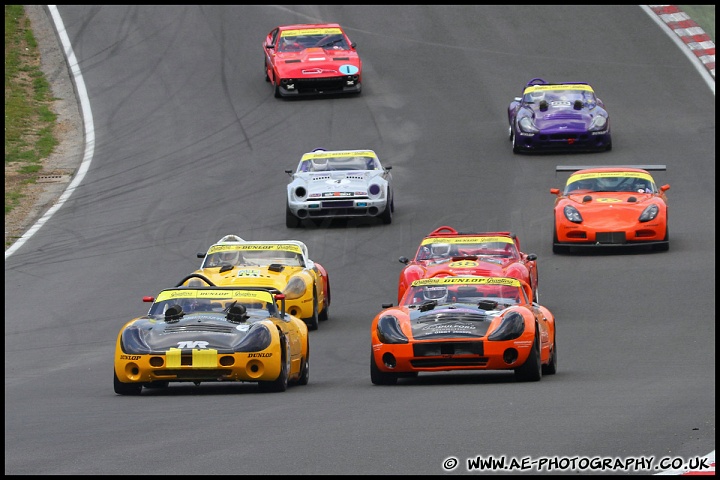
507, 78, 612, 154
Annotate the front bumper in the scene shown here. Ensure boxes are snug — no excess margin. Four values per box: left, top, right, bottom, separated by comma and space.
288, 197, 388, 219
277, 76, 361, 97
554, 221, 668, 250
114, 348, 282, 384
371, 339, 533, 374
515, 130, 611, 152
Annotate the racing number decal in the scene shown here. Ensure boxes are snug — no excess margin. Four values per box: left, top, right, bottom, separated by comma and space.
339, 64, 358, 75
596, 198, 622, 203
237, 269, 261, 277
448, 260, 479, 268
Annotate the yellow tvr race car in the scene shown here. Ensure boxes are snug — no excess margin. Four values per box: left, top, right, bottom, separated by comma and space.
114, 277, 310, 395
190, 235, 330, 331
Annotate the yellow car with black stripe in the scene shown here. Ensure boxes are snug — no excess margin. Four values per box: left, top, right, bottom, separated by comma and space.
191, 235, 331, 331
113, 278, 309, 395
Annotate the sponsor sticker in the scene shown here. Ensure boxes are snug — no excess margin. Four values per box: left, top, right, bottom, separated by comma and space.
156, 289, 274, 304
567, 171, 653, 183
281, 28, 342, 37
208, 243, 303, 254
421, 236, 513, 245
524, 84, 594, 93
412, 277, 521, 287
302, 150, 376, 160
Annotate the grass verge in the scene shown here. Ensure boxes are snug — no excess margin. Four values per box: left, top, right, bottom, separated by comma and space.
4, 5, 58, 231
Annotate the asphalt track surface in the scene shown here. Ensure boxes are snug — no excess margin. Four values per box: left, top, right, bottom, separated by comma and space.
4, 5, 715, 475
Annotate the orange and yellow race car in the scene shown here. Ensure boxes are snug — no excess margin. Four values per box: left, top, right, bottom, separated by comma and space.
398, 226, 539, 303
190, 235, 330, 331
370, 275, 556, 385
550, 165, 670, 253
114, 278, 309, 395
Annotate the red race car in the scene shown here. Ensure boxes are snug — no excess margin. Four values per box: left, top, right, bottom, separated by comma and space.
262, 23, 361, 98
398, 226, 539, 303
370, 275, 557, 385
550, 165, 670, 253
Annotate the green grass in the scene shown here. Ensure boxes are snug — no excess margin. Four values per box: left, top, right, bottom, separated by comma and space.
4, 5, 58, 223
679, 5, 715, 43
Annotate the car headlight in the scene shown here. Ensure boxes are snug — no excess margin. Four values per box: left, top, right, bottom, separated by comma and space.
368, 183, 382, 197
563, 205, 583, 223
231, 324, 272, 352
292, 185, 307, 199
376, 315, 408, 344
518, 116, 539, 133
120, 326, 152, 354
283, 275, 308, 299
589, 115, 608, 131
639, 204, 659, 222
487, 311, 525, 341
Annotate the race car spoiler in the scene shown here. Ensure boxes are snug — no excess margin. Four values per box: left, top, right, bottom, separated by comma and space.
556, 165, 666, 172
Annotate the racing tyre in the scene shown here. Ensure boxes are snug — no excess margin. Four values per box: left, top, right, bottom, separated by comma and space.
286, 204, 300, 228
319, 278, 330, 321
304, 296, 319, 331
370, 351, 399, 385
653, 228, 669, 252
114, 370, 142, 395
264, 59, 269, 82
144, 381, 169, 389
542, 333, 558, 375
259, 335, 289, 392
512, 131, 522, 154
319, 304, 329, 322
274, 82, 281, 99
297, 341, 310, 386
552, 243, 569, 254
514, 331, 542, 382
380, 202, 393, 224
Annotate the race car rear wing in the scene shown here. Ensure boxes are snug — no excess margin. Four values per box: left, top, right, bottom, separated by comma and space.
556, 165, 666, 172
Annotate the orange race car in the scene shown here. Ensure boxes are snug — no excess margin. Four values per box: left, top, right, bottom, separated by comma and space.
370, 275, 557, 385
550, 165, 670, 253
397, 226, 539, 303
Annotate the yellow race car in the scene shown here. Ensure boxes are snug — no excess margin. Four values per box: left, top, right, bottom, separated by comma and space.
114, 277, 309, 395
190, 235, 331, 331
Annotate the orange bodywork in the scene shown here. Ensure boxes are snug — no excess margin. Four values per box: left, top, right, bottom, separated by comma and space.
550, 166, 669, 253
370, 276, 556, 385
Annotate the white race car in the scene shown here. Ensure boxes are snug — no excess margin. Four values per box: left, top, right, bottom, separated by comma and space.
285, 148, 394, 227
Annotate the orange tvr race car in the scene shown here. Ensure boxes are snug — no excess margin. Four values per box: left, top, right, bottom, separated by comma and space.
398, 226, 539, 303
550, 165, 670, 253
370, 276, 557, 385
